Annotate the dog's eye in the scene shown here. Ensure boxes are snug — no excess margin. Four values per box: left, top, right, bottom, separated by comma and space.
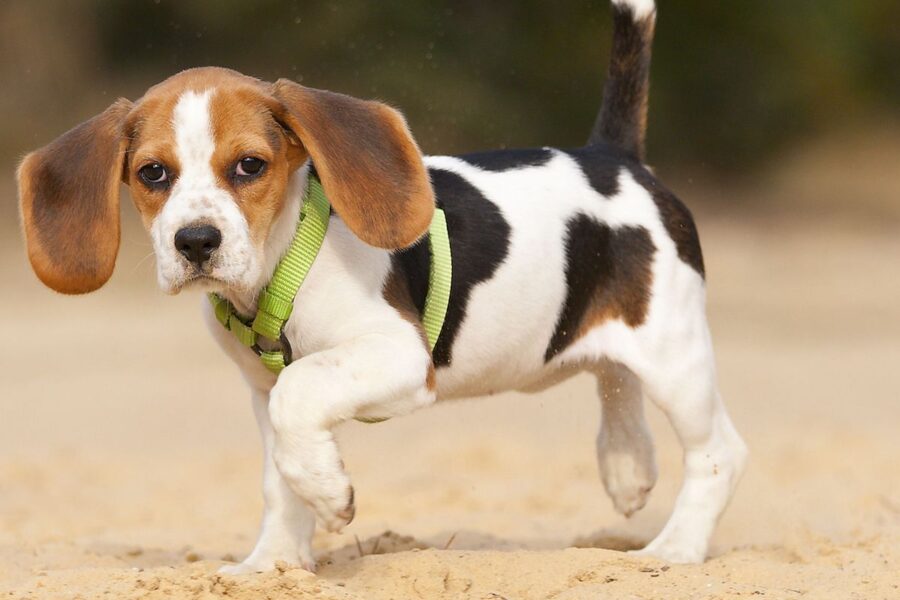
235, 157, 266, 179
138, 163, 169, 187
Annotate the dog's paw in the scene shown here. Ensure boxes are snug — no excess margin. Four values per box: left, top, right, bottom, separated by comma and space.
598, 450, 657, 517
310, 484, 355, 532
273, 448, 356, 532
218, 561, 271, 576
218, 538, 317, 576
629, 538, 706, 564
608, 481, 653, 518
218, 555, 316, 575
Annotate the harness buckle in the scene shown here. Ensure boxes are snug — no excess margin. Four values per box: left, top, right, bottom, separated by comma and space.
249, 331, 293, 369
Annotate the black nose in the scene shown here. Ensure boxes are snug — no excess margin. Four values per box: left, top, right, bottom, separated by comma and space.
174, 225, 222, 268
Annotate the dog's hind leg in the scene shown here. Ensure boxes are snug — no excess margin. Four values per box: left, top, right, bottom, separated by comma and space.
219, 390, 317, 574
594, 360, 658, 517
631, 323, 748, 563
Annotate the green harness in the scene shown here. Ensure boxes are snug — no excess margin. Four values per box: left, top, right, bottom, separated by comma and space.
208, 174, 451, 377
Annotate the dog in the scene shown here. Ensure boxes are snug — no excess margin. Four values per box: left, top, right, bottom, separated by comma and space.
17, 0, 747, 573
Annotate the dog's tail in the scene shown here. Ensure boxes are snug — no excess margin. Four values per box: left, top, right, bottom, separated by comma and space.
588, 0, 656, 160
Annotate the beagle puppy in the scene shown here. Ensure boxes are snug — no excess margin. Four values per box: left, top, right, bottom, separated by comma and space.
17, 0, 746, 573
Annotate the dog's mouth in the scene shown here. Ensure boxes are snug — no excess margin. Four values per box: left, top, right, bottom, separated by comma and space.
176, 268, 257, 296
183, 274, 221, 288
160, 250, 259, 297
167, 272, 228, 295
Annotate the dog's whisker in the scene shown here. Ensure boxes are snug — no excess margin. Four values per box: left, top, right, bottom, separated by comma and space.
130, 250, 157, 273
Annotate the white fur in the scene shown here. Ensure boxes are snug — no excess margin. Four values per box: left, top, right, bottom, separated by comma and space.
612, 0, 656, 21
218, 390, 316, 574
151, 90, 263, 294
595, 361, 657, 517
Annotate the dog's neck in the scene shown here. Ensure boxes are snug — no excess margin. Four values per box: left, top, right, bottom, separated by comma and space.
221, 163, 310, 316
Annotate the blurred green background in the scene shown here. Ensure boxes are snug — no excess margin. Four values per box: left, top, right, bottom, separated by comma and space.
1, 0, 897, 177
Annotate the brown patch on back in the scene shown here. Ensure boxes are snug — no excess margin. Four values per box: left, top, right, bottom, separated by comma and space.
544, 216, 656, 361
18, 98, 132, 294
382, 266, 436, 390
270, 80, 435, 250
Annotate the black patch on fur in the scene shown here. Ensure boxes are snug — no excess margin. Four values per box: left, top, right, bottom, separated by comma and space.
458, 147, 553, 172
391, 168, 511, 367
390, 237, 430, 315
565, 144, 704, 278
589, 2, 655, 159
629, 165, 705, 277
565, 143, 630, 197
545, 215, 657, 361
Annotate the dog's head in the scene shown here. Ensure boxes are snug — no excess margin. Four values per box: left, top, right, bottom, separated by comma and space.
17, 67, 434, 295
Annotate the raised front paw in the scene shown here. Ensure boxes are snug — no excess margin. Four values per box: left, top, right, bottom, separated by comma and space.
307, 482, 355, 532
272, 443, 356, 532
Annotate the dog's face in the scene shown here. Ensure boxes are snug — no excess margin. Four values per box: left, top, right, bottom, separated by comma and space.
18, 67, 436, 295
127, 72, 303, 293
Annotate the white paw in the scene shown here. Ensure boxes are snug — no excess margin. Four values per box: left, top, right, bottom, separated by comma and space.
309, 482, 355, 532
218, 561, 271, 576
218, 554, 316, 575
598, 450, 657, 517
273, 446, 356, 532
630, 538, 706, 564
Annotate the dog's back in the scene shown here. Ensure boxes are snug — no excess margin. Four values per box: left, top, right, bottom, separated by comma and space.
388, 0, 703, 400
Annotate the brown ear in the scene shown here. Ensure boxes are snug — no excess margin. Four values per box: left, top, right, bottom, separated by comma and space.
17, 99, 132, 294
270, 80, 434, 249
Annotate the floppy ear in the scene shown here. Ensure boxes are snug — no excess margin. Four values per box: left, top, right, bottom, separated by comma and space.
270, 79, 434, 249
17, 99, 132, 294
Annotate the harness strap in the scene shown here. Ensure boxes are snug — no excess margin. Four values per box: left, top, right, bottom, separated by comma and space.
208, 174, 451, 383
208, 176, 330, 373
253, 177, 331, 341
422, 207, 451, 350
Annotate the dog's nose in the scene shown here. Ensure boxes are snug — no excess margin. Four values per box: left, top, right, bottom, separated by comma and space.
174, 225, 222, 268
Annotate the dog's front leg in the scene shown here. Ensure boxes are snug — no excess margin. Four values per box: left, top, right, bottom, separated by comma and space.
268, 333, 435, 532
220, 389, 317, 574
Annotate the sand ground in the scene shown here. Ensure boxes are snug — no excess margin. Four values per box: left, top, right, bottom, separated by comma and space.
0, 186, 898, 598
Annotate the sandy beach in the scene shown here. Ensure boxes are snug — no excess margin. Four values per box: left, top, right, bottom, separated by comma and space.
1, 181, 898, 598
